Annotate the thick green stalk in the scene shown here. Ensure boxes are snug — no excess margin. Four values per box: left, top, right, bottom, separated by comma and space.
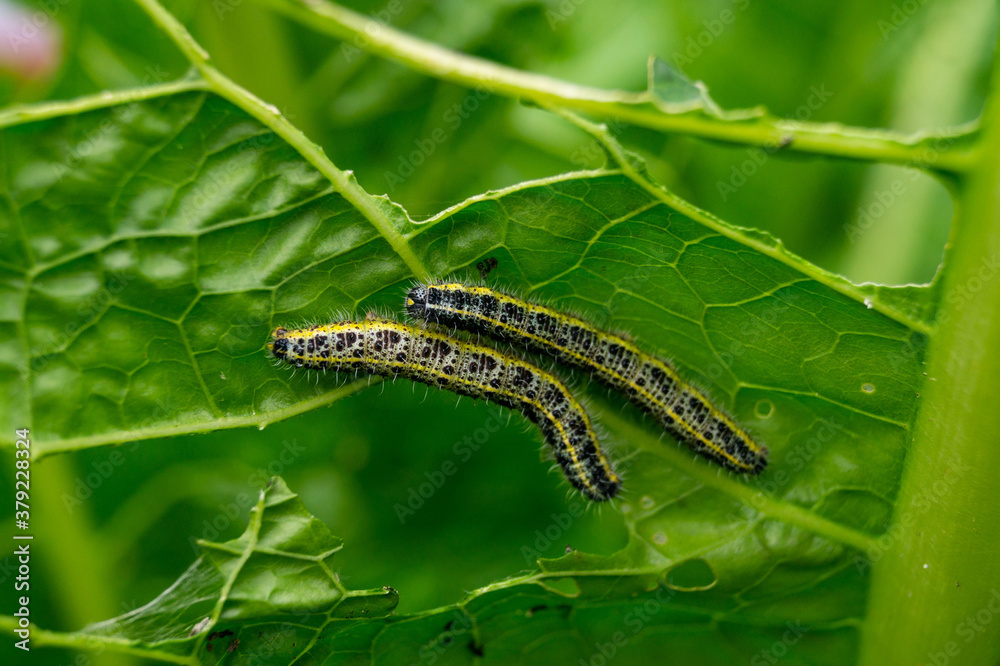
249, 0, 978, 172
858, 38, 1000, 666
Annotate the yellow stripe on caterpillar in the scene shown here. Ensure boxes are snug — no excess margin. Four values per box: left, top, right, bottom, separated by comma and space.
406, 283, 768, 475
268, 315, 620, 501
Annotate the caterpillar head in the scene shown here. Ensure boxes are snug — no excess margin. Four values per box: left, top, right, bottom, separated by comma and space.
405, 285, 428, 320
268, 327, 290, 360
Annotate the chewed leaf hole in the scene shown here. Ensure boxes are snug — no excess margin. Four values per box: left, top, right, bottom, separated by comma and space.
665, 558, 717, 591
539, 577, 581, 598
754, 399, 775, 419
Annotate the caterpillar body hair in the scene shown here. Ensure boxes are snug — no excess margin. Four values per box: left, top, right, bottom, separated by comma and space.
405, 283, 768, 475
268, 314, 621, 501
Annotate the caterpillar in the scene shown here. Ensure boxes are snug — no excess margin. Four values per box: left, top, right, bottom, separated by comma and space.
268, 315, 621, 501
405, 283, 768, 475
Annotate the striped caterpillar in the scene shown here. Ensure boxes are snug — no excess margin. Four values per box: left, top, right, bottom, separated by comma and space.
268, 315, 621, 501
405, 283, 768, 475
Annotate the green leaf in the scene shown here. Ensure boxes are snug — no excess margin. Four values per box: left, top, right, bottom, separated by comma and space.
646, 57, 756, 119
0, 80, 927, 663
3, 476, 861, 665
1, 88, 926, 467
48, 478, 400, 662
0, 88, 406, 452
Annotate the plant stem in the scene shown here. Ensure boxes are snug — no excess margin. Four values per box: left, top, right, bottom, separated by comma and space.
0, 617, 198, 665
250, 0, 978, 173
858, 37, 1000, 666
0, 80, 211, 128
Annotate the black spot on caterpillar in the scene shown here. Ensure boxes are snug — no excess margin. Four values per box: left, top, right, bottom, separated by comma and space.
406, 283, 768, 474
268, 315, 620, 501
